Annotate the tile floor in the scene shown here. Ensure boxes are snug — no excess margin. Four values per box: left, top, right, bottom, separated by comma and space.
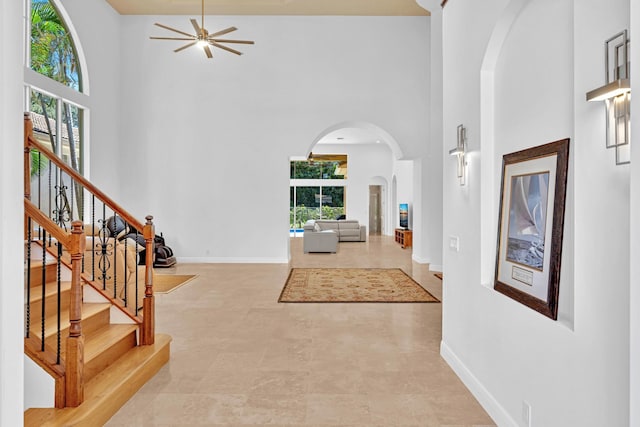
105, 235, 495, 427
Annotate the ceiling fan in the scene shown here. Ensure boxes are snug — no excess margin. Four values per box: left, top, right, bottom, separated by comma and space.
149, 0, 254, 58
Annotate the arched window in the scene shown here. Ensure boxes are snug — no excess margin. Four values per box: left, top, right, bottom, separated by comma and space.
25, 0, 88, 174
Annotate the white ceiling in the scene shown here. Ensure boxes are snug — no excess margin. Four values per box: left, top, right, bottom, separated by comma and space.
105, 0, 430, 16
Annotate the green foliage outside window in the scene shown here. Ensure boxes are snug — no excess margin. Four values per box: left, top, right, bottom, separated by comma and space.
31, 0, 80, 90
30, 0, 82, 176
289, 206, 345, 229
290, 160, 345, 179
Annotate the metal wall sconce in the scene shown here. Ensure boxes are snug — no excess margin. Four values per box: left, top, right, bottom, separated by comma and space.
586, 30, 631, 165
449, 124, 466, 185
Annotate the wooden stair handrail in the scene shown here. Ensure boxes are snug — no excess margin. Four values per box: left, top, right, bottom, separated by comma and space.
24, 114, 144, 232
24, 199, 74, 247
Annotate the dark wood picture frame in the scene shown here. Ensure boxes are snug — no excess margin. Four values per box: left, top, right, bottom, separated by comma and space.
494, 139, 570, 320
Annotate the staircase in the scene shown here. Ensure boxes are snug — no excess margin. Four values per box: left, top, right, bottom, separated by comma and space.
22, 113, 171, 426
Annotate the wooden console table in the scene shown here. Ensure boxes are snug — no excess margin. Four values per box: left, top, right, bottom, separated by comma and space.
395, 228, 412, 249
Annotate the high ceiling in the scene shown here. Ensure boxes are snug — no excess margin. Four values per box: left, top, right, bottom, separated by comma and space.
105, 0, 429, 148
105, 0, 430, 16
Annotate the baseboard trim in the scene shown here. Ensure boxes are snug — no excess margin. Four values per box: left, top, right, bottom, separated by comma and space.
176, 257, 289, 264
411, 254, 429, 264
440, 340, 517, 427
429, 264, 443, 272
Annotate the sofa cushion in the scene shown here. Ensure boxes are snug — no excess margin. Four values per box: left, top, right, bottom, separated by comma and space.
314, 222, 321, 232
338, 221, 360, 230
339, 228, 361, 238
317, 221, 339, 231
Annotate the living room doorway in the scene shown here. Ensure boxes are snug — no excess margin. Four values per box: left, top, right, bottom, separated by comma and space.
369, 185, 382, 235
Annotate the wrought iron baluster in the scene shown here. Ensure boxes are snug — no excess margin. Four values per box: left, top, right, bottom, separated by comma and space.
26, 218, 32, 338
123, 232, 128, 307
91, 195, 95, 280
47, 163, 52, 244
41, 229, 47, 352
113, 213, 118, 300
97, 205, 112, 291
70, 178, 75, 222
56, 243, 62, 365
135, 229, 139, 312
53, 184, 71, 230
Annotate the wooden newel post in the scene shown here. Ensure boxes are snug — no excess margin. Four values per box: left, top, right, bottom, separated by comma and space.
66, 220, 86, 407
142, 215, 155, 345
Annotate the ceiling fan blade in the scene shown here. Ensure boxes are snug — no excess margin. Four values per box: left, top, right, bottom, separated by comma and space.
209, 27, 237, 38
150, 37, 195, 41
190, 18, 201, 34
209, 38, 255, 45
154, 23, 195, 38
174, 41, 197, 53
210, 41, 243, 56
204, 45, 213, 58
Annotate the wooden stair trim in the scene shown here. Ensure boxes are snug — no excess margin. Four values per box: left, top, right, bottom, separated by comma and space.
24, 336, 65, 378
83, 324, 138, 362
31, 303, 111, 342
24, 336, 66, 409
83, 324, 138, 383
28, 281, 72, 304
26, 262, 59, 287
24, 334, 171, 427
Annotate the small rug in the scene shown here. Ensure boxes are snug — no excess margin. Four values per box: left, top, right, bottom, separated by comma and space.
279, 268, 439, 303
153, 274, 197, 294
434, 272, 443, 280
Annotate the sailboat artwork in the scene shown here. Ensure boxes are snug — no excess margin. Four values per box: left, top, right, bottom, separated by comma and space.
506, 172, 550, 270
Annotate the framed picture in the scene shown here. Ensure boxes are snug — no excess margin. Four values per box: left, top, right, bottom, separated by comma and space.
494, 138, 570, 320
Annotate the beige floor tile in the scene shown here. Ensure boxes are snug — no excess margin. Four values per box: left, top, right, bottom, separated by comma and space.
305, 394, 371, 425
105, 235, 495, 427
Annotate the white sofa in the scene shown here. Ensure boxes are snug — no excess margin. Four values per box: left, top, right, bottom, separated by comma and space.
303, 228, 338, 253
303, 220, 367, 253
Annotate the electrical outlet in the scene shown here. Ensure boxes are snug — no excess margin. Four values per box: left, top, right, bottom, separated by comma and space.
522, 401, 532, 427
449, 236, 459, 252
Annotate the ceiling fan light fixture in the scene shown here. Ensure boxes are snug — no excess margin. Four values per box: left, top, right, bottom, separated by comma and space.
149, 0, 254, 59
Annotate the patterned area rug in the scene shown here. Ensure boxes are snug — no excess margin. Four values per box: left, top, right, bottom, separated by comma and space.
278, 268, 439, 303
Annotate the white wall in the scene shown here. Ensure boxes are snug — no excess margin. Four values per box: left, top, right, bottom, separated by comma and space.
441, 0, 632, 426
109, 14, 431, 262
60, 0, 122, 196
0, 1, 26, 424
629, 0, 639, 424
417, 0, 444, 270
24, 356, 54, 410
393, 160, 415, 228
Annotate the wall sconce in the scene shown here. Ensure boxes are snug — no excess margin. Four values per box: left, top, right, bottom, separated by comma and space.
449, 124, 467, 185
586, 30, 631, 165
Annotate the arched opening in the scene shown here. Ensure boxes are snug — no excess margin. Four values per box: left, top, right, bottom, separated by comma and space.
291, 121, 414, 246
